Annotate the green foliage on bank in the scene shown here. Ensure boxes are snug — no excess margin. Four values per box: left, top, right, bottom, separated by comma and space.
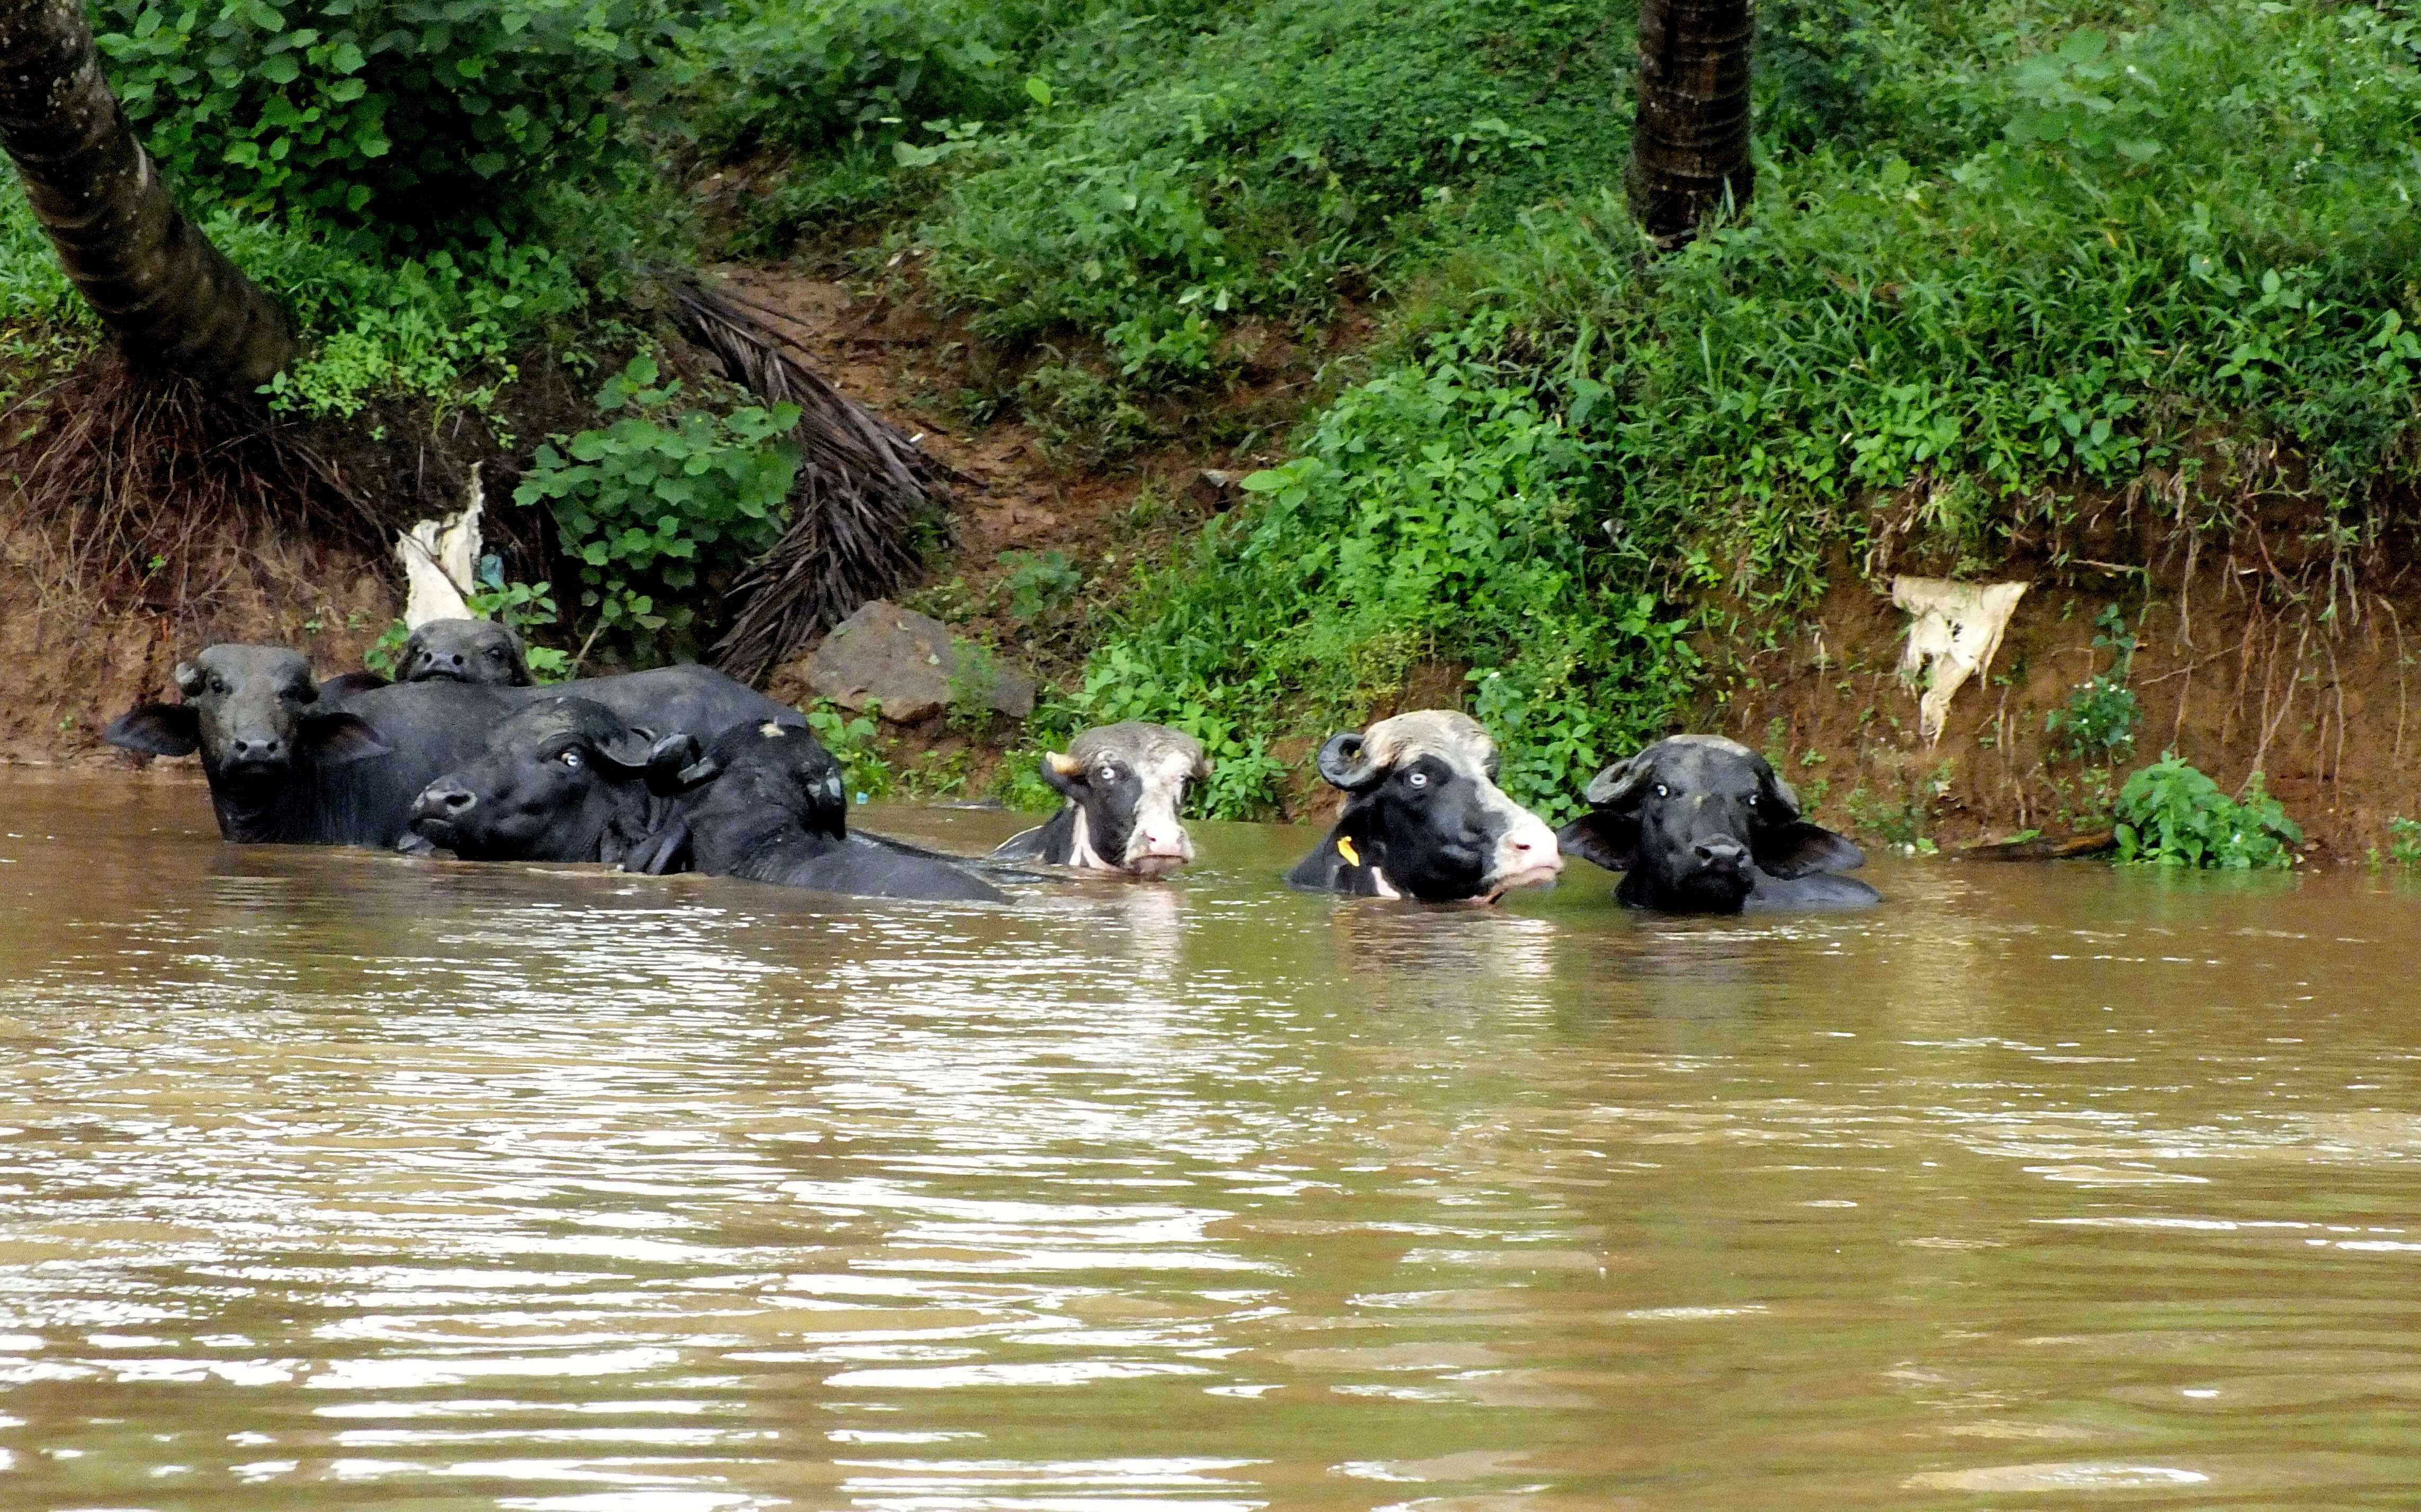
910, 0, 2421, 814
2114, 755, 2301, 869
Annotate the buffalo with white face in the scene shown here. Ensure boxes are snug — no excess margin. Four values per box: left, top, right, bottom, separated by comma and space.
1285, 710, 1563, 902
990, 722, 1209, 878
1555, 734, 1880, 913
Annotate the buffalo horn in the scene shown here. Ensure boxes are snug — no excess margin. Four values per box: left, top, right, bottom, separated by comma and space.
1316, 732, 1383, 791
173, 661, 205, 696
1583, 757, 1653, 810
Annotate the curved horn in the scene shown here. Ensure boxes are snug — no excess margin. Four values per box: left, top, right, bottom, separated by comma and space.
1316, 732, 1383, 791
1047, 751, 1084, 778
174, 661, 205, 696
1582, 756, 1653, 810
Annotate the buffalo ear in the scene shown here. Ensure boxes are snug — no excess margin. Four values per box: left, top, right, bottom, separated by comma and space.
1755, 821, 1866, 878
1042, 750, 1088, 800
1557, 810, 1639, 872
1751, 753, 1805, 821
642, 733, 719, 796
301, 711, 392, 764
105, 703, 201, 758
318, 672, 390, 699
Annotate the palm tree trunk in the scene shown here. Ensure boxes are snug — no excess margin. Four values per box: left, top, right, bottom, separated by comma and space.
0, 0, 293, 389
1627, 0, 1756, 248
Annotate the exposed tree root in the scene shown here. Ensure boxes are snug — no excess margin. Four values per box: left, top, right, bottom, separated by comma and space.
1, 352, 387, 634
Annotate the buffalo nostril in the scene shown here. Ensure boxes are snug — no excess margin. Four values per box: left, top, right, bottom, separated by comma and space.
442, 790, 474, 813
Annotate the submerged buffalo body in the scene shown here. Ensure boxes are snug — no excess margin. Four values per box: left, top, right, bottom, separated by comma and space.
645, 721, 1007, 902
413, 705, 1005, 903
1555, 734, 1879, 913
1286, 710, 1563, 902
990, 722, 1208, 877
104, 645, 518, 848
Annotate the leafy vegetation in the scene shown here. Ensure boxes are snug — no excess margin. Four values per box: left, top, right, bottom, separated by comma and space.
97, 0, 689, 244
2113, 754, 2301, 869
512, 356, 801, 660
1071, 320, 1697, 822
2047, 606, 2141, 761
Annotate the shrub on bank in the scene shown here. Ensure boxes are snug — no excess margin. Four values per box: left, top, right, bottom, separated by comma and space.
2113, 754, 2301, 869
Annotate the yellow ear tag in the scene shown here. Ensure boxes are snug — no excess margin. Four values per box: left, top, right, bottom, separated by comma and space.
1336, 836, 1361, 867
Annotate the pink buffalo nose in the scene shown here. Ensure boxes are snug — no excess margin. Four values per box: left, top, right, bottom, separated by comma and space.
1138, 825, 1189, 857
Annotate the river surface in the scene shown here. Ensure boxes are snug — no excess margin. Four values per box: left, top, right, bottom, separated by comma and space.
1, 771, 2417, 1510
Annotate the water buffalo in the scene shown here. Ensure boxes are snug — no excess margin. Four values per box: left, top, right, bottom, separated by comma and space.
413, 704, 1007, 902
400, 618, 533, 686
1555, 735, 1880, 913
103, 645, 518, 848
408, 697, 696, 865
989, 722, 1208, 877
1285, 710, 1563, 903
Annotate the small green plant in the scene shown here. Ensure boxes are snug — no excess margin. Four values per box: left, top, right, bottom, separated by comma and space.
363, 618, 411, 679
802, 698, 892, 802
999, 549, 1082, 620
514, 355, 800, 660
946, 637, 999, 731
2385, 816, 2421, 868
2113, 754, 2302, 869
2048, 605, 2141, 761
467, 554, 571, 682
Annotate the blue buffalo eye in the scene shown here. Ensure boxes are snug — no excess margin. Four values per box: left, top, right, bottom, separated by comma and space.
557, 750, 584, 769
1407, 771, 1429, 788
1653, 782, 1670, 798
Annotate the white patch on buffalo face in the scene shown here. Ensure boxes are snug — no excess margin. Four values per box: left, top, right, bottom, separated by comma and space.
1364, 712, 1563, 895
1064, 805, 1110, 871
1119, 745, 1198, 874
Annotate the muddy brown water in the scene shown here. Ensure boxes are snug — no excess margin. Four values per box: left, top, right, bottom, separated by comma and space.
2, 771, 2417, 1510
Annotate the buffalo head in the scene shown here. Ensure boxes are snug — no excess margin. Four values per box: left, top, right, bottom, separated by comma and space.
105, 645, 388, 786
1557, 734, 1867, 913
1288, 709, 1562, 902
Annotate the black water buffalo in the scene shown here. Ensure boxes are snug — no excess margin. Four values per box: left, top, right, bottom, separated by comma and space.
103, 645, 518, 848
407, 697, 696, 865
413, 704, 1006, 902
989, 722, 1208, 877
1555, 735, 1879, 913
400, 618, 533, 686
1285, 710, 1564, 902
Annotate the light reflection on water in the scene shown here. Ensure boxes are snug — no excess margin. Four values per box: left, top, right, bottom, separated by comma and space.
1, 773, 2417, 1509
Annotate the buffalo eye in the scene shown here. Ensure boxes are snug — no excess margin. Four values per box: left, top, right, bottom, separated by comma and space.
487, 647, 507, 662
556, 749, 585, 770
1745, 793, 1758, 807
1407, 770, 1429, 789
1096, 764, 1118, 786
209, 675, 230, 695
1653, 782, 1670, 798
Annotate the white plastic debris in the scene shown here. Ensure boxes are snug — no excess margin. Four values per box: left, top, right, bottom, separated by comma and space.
396, 472, 483, 628
1892, 575, 2029, 744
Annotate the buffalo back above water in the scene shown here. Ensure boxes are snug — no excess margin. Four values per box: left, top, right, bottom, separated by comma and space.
656, 721, 1006, 903
1556, 734, 1876, 913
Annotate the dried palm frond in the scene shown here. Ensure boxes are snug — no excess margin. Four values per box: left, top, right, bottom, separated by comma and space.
666, 277, 957, 683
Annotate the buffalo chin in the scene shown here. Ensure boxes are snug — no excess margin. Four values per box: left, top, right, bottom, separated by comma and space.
1481, 863, 1563, 902
1128, 855, 1188, 879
